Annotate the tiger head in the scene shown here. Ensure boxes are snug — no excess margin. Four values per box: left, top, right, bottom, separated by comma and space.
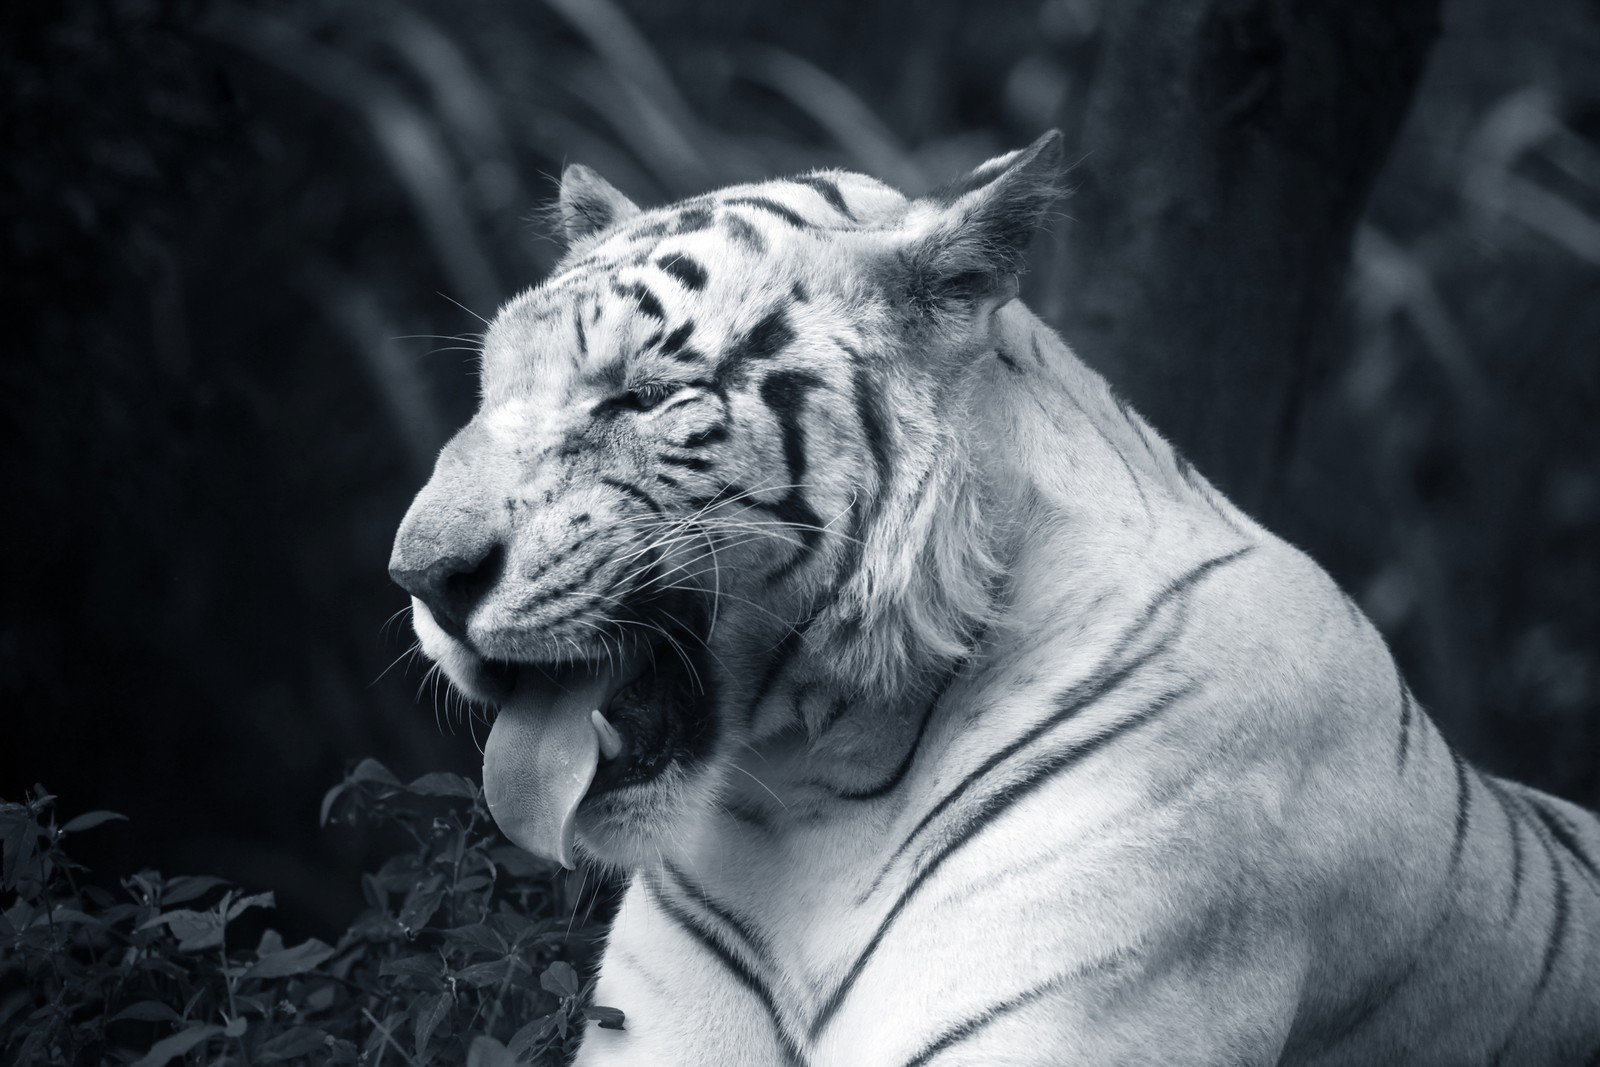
389, 133, 1063, 870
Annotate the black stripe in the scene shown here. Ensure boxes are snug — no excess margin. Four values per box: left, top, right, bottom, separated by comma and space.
684, 481, 749, 514
867, 546, 1253, 890
1532, 838, 1570, 1002
933, 155, 1013, 202
721, 307, 796, 378
1397, 685, 1415, 771
1524, 794, 1600, 891
725, 214, 765, 253
852, 361, 893, 491
763, 371, 823, 481
808, 353, 892, 618
1316, 951, 1425, 1050
832, 665, 958, 801
613, 280, 665, 320
656, 473, 679, 488
646, 880, 804, 1067
574, 306, 587, 355
656, 252, 708, 291
601, 476, 662, 516
1489, 811, 1572, 1067
1172, 447, 1201, 490
674, 206, 715, 233
1483, 775, 1527, 917
521, 540, 580, 585
759, 370, 826, 584
664, 862, 778, 968
1051, 382, 1151, 520
897, 963, 1117, 1067
682, 424, 728, 448
1446, 747, 1472, 875
791, 175, 855, 220
659, 452, 711, 471
790, 281, 810, 303
630, 218, 672, 239
996, 349, 1023, 374
724, 195, 810, 228
526, 547, 618, 610
750, 624, 808, 714
658, 320, 695, 357
723, 796, 775, 833
1123, 547, 1256, 646
811, 683, 1196, 1041
875, 637, 1170, 883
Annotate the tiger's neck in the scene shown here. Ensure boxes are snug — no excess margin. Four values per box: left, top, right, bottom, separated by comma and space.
717, 301, 1261, 828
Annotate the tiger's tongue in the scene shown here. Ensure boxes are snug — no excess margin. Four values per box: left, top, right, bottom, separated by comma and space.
482, 666, 612, 870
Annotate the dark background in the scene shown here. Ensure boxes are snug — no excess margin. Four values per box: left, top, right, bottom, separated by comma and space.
4, 0, 1597, 938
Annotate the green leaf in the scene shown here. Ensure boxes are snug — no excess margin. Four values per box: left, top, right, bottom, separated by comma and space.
379, 953, 444, 980
349, 759, 401, 786
319, 782, 348, 827
108, 1001, 183, 1025
506, 1014, 557, 1059
241, 937, 336, 980
443, 922, 505, 957
304, 984, 338, 1013
405, 772, 477, 799
540, 960, 580, 998
141, 908, 225, 952
61, 810, 128, 833
130, 1024, 224, 1067
398, 877, 446, 932
465, 1035, 517, 1067
159, 875, 231, 906
227, 891, 276, 921
412, 990, 455, 1059
3, 817, 39, 885
455, 959, 519, 988
255, 1026, 330, 1063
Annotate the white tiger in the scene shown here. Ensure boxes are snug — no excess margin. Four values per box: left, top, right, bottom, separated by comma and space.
389, 132, 1600, 1065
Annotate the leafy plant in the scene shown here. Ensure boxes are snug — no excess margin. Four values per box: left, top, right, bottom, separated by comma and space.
0, 765, 621, 1066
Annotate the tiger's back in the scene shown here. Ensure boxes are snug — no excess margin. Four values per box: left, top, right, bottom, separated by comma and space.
389, 133, 1600, 1065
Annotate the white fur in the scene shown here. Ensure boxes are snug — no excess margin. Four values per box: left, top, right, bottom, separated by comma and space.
393, 146, 1600, 1066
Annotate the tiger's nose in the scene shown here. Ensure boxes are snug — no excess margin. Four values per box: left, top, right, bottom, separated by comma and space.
389, 542, 505, 642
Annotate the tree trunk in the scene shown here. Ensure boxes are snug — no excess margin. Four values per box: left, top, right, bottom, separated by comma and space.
1040, 0, 1442, 514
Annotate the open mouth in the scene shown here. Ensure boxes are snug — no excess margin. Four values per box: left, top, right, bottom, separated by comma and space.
479, 626, 711, 869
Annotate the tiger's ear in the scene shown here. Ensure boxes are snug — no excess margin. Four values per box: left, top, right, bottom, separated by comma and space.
557, 164, 641, 244
897, 130, 1064, 317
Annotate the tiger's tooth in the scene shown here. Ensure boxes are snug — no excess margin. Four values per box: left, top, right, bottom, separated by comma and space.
591, 708, 625, 761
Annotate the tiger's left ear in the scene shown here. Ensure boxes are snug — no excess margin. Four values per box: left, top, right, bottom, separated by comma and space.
897, 130, 1064, 318
557, 164, 641, 245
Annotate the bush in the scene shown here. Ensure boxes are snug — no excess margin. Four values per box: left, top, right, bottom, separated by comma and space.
0, 764, 621, 1066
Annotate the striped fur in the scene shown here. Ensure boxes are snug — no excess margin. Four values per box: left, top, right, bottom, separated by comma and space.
393, 134, 1600, 1064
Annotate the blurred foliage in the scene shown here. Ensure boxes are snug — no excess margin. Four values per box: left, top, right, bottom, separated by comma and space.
0, 0, 1595, 949
1, 771, 613, 1065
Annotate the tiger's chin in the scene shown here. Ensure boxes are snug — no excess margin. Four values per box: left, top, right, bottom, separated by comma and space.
572, 765, 727, 870
412, 598, 721, 870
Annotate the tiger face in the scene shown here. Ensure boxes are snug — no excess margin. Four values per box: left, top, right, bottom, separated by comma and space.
389, 136, 1063, 871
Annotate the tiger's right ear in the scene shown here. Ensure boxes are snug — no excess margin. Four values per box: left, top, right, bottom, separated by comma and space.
557, 164, 640, 245
895, 131, 1065, 321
